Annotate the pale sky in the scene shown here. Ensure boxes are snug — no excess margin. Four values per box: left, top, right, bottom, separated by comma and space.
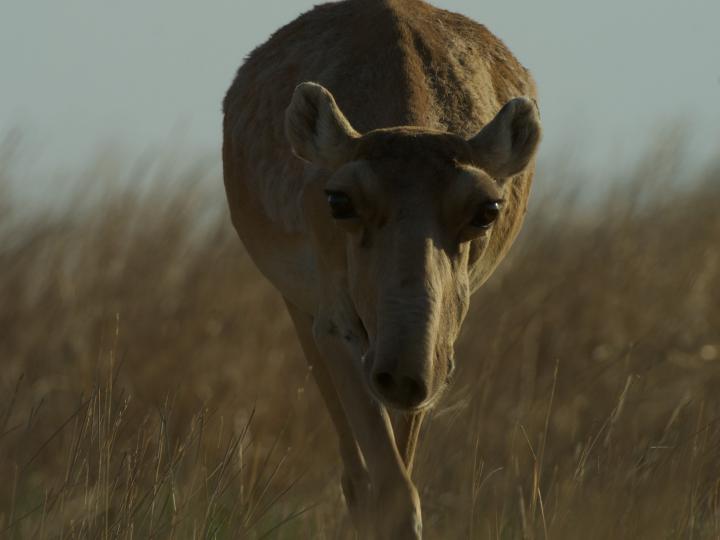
1, 0, 719, 186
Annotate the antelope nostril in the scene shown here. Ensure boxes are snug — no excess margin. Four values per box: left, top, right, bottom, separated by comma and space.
372, 370, 428, 408
373, 372, 395, 393
400, 376, 428, 405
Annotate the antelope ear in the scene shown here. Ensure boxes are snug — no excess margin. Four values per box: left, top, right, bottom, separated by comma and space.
285, 82, 360, 169
468, 97, 542, 180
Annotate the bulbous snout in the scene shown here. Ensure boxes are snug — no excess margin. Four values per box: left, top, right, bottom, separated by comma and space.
361, 234, 462, 411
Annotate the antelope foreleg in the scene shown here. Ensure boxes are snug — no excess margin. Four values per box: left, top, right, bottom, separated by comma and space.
312, 314, 422, 540
393, 411, 426, 476
284, 301, 372, 535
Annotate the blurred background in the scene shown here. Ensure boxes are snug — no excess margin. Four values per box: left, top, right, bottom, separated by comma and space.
1, 1, 719, 538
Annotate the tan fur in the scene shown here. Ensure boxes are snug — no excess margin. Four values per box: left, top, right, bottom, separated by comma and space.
222, 1, 540, 537
223, 0, 535, 230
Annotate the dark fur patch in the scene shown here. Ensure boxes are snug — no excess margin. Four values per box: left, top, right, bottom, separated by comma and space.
354, 128, 473, 165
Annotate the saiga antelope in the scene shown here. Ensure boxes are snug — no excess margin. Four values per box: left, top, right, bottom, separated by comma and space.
222, 1, 541, 537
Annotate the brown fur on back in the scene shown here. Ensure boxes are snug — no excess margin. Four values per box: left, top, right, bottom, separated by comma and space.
222, 0, 537, 231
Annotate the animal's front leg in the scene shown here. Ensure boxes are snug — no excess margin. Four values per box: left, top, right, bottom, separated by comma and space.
284, 301, 373, 535
313, 316, 422, 540
393, 411, 426, 476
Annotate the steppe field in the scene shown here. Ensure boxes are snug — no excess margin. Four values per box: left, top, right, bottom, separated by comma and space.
1, 135, 719, 539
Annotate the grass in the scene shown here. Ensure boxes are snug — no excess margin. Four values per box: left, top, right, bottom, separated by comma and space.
0, 137, 719, 539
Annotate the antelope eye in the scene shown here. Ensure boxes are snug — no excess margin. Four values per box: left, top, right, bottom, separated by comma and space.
470, 200, 503, 229
325, 190, 357, 219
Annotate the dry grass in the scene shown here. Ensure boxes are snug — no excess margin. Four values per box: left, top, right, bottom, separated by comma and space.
1, 138, 719, 539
